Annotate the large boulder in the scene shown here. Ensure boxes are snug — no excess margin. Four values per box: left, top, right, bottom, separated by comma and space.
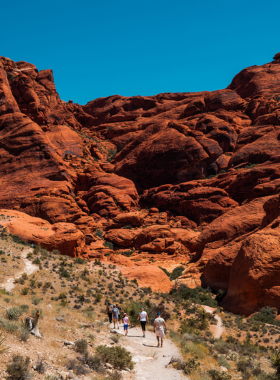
228, 55, 280, 98
221, 218, 280, 316
0, 209, 85, 257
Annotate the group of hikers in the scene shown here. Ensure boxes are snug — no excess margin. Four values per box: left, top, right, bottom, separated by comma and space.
106, 302, 167, 347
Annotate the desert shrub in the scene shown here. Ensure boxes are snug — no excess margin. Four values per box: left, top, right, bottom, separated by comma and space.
6, 307, 23, 320
252, 306, 279, 326
217, 356, 231, 369
170, 266, 185, 280
75, 339, 88, 354
172, 284, 218, 308
21, 287, 29, 295
96, 345, 134, 370
6, 354, 31, 380
44, 376, 60, 380
182, 341, 209, 358
11, 235, 27, 245
169, 356, 200, 374
208, 369, 232, 380
35, 357, 46, 374
67, 358, 89, 375
19, 305, 29, 313
125, 300, 170, 324
121, 250, 134, 257
81, 353, 105, 372
103, 241, 114, 250
108, 149, 117, 162
110, 335, 121, 343
31, 297, 42, 305
159, 266, 171, 277
94, 293, 102, 302
75, 257, 85, 264
215, 289, 227, 302
236, 356, 253, 373
95, 229, 103, 238
123, 224, 133, 229
213, 340, 230, 355
271, 350, 280, 376
59, 267, 70, 278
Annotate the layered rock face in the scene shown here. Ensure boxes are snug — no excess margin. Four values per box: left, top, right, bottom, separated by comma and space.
2, 52, 280, 312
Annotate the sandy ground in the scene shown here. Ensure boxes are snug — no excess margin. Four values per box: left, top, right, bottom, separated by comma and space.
202, 305, 225, 339
1, 248, 38, 291
113, 324, 189, 380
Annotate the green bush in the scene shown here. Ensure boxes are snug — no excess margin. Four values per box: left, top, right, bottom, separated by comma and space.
21, 288, 29, 295
6, 354, 31, 380
103, 241, 114, 250
208, 369, 232, 380
75, 257, 85, 264
217, 356, 231, 369
170, 266, 185, 280
159, 266, 170, 277
171, 284, 218, 308
125, 300, 171, 324
19, 305, 29, 312
82, 353, 104, 372
121, 250, 134, 257
236, 356, 253, 373
96, 345, 134, 370
6, 307, 23, 320
11, 235, 27, 245
252, 306, 279, 326
213, 340, 230, 355
95, 229, 103, 238
75, 339, 88, 354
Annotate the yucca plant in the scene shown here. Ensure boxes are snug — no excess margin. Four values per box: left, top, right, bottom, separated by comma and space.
0, 331, 7, 353
271, 350, 280, 376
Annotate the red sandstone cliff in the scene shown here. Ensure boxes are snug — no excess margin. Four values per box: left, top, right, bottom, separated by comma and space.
2, 53, 280, 311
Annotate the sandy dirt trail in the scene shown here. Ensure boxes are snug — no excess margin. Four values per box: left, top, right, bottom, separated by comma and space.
1, 247, 38, 292
202, 305, 225, 339
112, 325, 189, 380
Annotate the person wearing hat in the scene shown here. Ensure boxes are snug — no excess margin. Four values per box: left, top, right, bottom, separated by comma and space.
116, 303, 122, 323
122, 313, 130, 336
112, 304, 119, 329
153, 312, 167, 347
137, 307, 149, 338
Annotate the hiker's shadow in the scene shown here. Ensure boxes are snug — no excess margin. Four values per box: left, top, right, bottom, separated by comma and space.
142, 343, 158, 347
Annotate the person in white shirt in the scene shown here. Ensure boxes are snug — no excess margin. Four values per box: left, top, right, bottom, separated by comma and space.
153, 312, 167, 347
137, 307, 149, 338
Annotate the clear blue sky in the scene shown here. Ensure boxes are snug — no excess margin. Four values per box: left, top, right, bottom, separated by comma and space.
2, 0, 279, 104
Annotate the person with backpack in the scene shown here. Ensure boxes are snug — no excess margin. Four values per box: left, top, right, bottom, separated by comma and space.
137, 307, 149, 338
106, 302, 113, 323
112, 304, 119, 329
116, 303, 122, 323
153, 312, 167, 347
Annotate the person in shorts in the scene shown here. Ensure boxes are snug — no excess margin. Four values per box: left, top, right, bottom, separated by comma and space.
122, 313, 130, 336
153, 312, 167, 347
137, 307, 149, 337
116, 303, 122, 322
112, 304, 119, 329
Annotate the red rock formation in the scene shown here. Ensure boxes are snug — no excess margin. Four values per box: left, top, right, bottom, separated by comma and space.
3, 52, 280, 314
0, 209, 85, 257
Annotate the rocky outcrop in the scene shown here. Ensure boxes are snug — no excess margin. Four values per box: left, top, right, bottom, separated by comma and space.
3, 52, 280, 314
0, 209, 85, 257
